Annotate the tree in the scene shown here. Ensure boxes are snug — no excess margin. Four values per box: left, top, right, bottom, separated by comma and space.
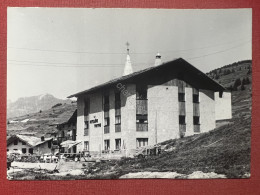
233, 84, 238, 91
242, 78, 246, 86
246, 77, 250, 84
247, 68, 251, 75
233, 78, 241, 89
241, 84, 245, 91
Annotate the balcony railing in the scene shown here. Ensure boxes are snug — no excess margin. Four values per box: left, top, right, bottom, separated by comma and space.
136, 123, 148, 131
104, 126, 110, 134
84, 128, 89, 136
179, 124, 186, 132
104, 104, 109, 111
115, 101, 121, 109
136, 99, 148, 115
194, 124, 200, 133
179, 102, 186, 115
193, 103, 200, 116
115, 124, 121, 132
115, 108, 121, 116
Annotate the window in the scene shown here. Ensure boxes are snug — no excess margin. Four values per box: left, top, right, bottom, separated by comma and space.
84, 141, 89, 151
104, 95, 109, 104
29, 148, 33, 154
136, 138, 148, 148
84, 121, 89, 129
115, 116, 121, 125
22, 141, 26, 145
104, 95, 110, 111
84, 122, 89, 136
193, 116, 200, 125
104, 117, 110, 126
115, 139, 121, 150
136, 90, 147, 100
136, 115, 148, 123
48, 141, 52, 148
193, 94, 199, 103
84, 99, 89, 116
179, 115, 186, 125
7, 149, 9, 152
115, 92, 121, 102
104, 140, 110, 151
61, 131, 65, 137
22, 148, 27, 154
219, 91, 223, 98
14, 140, 18, 145
178, 93, 185, 102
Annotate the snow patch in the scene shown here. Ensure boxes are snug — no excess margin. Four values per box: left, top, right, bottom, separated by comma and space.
120, 171, 226, 179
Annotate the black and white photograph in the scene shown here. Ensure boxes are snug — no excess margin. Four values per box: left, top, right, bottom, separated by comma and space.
7, 8, 252, 180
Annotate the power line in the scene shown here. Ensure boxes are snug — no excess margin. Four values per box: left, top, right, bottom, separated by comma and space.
8, 41, 250, 68
187, 41, 250, 61
7, 59, 148, 66
7, 39, 250, 55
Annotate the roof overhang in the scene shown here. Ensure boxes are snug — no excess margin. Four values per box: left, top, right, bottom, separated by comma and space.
68, 58, 225, 98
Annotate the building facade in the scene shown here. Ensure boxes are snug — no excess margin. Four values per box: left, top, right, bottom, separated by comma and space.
7, 135, 53, 155
56, 109, 77, 153
68, 58, 232, 155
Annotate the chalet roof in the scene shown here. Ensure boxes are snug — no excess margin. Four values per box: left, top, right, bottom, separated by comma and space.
51, 109, 77, 125
68, 58, 225, 98
7, 134, 52, 147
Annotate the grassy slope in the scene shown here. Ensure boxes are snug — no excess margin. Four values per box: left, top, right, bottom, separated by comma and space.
7, 103, 77, 137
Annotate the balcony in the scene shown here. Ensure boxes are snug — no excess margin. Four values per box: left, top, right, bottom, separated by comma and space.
179, 102, 186, 115
104, 126, 110, 134
115, 124, 121, 132
193, 103, 200, 116
115, 101, 121, 109
136, 99, 148, 115
84, 128, 89, 136
115, 108, 121, 116
179, 124, 186, 132
136, 123, 148, 132
194, 124, 200, 133
104, 104, 109, 112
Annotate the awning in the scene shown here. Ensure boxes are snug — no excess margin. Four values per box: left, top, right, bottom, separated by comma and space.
60, 140, 81, 149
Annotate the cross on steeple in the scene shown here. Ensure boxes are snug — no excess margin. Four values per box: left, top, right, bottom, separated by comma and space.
126, 42, 130, 55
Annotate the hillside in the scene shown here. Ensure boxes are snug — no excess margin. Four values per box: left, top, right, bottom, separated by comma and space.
206, 60, 252, 89
7, 102, 77, 137
7, 94, 72, 118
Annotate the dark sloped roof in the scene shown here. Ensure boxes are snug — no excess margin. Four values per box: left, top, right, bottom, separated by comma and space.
68, 58, 225, 98
7, 134, 52, 147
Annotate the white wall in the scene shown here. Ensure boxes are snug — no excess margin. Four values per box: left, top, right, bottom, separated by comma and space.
200, 89, 216, 133
215, 91, 232, 120
148, 85, 179, 145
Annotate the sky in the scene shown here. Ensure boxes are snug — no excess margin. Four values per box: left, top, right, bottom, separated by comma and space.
7, 8, 252, 102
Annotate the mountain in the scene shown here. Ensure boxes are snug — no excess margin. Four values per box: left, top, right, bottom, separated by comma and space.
7, 93, 72, 118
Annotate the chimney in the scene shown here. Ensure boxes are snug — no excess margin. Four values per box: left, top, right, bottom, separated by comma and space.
123, 42, 133, 76
154, 53, 162, 66
41, 136, 45, 141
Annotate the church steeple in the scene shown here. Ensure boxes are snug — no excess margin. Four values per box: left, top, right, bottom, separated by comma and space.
123, 42, 133, 76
